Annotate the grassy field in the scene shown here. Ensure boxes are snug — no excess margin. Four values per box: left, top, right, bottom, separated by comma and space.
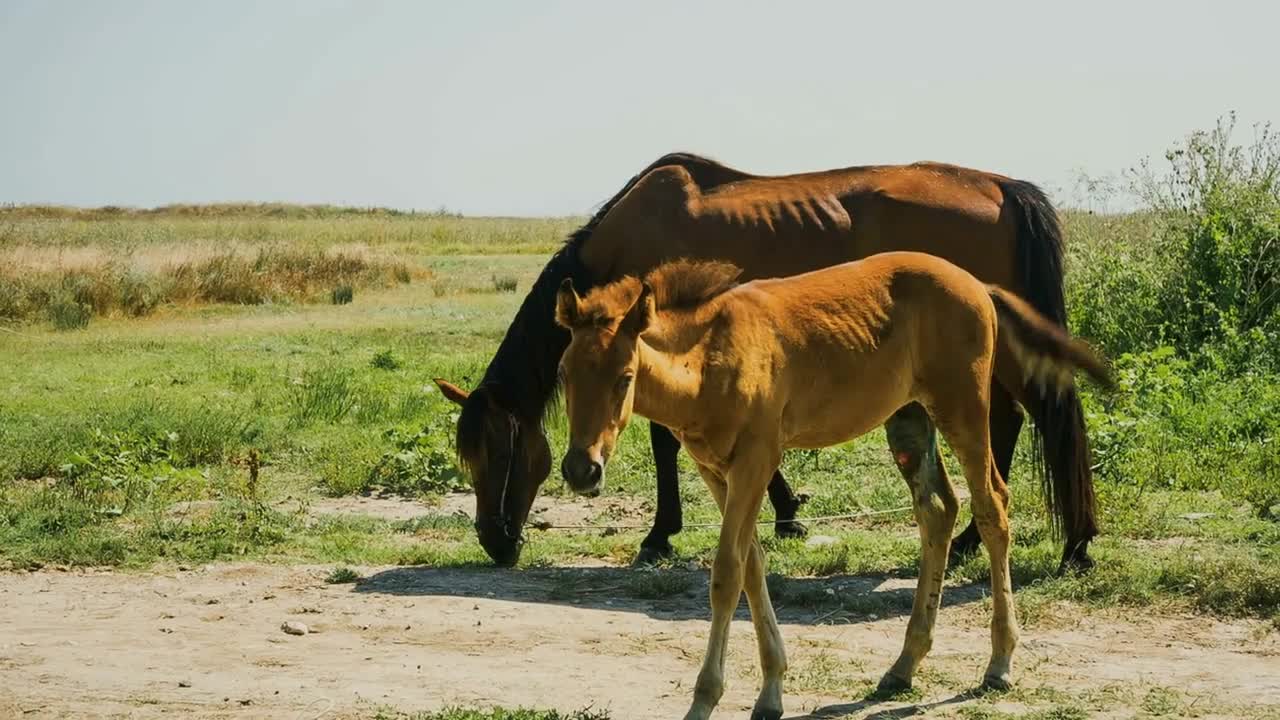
1, 201, 1277, 628
1, 190, 1278, 718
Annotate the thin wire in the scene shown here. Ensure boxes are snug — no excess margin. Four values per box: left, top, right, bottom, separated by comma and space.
529, 504, 919, 532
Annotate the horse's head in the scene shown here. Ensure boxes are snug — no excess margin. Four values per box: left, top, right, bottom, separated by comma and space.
554, 276, 653, 494
434, 378, 552, 567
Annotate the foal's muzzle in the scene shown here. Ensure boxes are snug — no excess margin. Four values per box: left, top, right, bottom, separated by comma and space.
560, 448, 604, 495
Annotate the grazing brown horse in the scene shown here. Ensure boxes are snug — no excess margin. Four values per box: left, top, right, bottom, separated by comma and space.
434, 153, 1099, 573
555, 256, 1112, 720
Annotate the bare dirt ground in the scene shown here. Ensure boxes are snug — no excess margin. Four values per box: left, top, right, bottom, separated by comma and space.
2, 558, 1279, 720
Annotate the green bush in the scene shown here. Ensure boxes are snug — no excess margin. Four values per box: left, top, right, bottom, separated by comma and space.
1137, 114, 1280, 363
48, 293, 91, 330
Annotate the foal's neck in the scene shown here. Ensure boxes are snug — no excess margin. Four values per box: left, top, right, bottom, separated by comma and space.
632, 312, 716, 434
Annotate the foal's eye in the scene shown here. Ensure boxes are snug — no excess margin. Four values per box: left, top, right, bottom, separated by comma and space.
616, 375, 633, 392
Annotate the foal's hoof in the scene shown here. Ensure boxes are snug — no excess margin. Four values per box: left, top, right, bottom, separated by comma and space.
632, 542, 674, 567
775, 519, 808, 539
876, 671, 913, 694
981, 672, 1013, 692
750, 708, 783, 720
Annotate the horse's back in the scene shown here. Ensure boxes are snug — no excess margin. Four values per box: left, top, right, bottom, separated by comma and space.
585, 156, 1020, 291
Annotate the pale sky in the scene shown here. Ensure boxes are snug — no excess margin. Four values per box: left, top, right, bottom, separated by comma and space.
2, 1, 1276, 215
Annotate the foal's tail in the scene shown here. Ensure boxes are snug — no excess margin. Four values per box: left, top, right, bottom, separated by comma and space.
989, 287, 1114, 394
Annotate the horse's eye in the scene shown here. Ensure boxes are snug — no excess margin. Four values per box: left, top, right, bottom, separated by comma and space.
616, 374, 633, 392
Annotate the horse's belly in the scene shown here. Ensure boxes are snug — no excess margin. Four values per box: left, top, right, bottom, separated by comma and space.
781, 382, 910, 450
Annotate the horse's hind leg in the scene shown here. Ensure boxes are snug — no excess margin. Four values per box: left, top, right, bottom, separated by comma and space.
880, 404, 959, 690
950, 383, 1021, 565
934, 398, 1020, 690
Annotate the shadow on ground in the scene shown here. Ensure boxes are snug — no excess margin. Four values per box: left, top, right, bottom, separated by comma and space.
784, 690, 973, 719
355, 564, 999, 625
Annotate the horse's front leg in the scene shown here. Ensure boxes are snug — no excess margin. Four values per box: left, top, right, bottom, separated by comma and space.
637, 422, 684, 565
685, 458, 780, 720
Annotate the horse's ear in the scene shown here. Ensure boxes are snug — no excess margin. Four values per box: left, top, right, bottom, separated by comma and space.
555, 278, 583, 329
621, 282, 655, 336
433, 378, 471, 406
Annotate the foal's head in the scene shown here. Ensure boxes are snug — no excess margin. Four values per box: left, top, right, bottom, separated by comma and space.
554, 276, 654, 494
555, 260, 741, 494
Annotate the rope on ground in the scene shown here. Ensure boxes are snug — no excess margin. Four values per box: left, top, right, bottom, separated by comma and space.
528, 504, 918, 532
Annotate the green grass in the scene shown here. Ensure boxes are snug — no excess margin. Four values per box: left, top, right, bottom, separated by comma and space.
0, 202, 1276, 629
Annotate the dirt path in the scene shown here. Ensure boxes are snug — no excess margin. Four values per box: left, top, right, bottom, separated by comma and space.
2, 562, 1278, 720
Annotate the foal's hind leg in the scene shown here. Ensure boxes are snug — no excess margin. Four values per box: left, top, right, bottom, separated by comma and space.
950, 383, 1021, 566
933, 400, 1020, 690
881, 405, 959, 690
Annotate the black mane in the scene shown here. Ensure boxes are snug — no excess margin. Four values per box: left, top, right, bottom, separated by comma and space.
456, 153, 718, 458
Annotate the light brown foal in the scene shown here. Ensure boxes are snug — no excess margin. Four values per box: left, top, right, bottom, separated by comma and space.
555, 252, 1111, 720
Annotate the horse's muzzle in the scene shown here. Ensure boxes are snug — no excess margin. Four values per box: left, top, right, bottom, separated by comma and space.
477, 519, 524, 567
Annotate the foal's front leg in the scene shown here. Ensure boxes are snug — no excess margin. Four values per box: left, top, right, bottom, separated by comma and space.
685, 462, 781, 720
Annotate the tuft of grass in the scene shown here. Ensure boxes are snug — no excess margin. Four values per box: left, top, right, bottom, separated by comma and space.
325, 566, 361, 584
288, 367, 358, 425
370, 349, 400, 371
491, 274, 518, 293
48, 294, 91, 330
621, 569, 696, 599
330, 284, 354, 305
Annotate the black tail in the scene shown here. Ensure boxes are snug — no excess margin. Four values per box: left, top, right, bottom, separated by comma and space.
999, 178, 1098, 554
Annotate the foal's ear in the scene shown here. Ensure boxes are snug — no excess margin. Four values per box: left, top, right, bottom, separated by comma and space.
621, 282, 655, 336
555, 278, 583, 329
433, 378, 471, 406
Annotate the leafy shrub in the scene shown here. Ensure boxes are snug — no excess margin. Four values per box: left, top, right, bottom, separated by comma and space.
1083, 346, 1280, 516
367, 424, 465, 497
1135, 114, 1280, 362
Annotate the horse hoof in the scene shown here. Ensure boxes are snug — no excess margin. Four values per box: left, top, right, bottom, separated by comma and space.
632, 543, 674, 567
1057, 549, 1096, 576
947, 538, 981, 567
775, 520, 808, 539
876, 672, 912, 693
750, 708, 782, 720
982, 672, 1013, 692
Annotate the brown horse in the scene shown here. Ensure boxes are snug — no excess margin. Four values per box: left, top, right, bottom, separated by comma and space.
434, 153, 1099, 573
555, 255, 1111, 719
